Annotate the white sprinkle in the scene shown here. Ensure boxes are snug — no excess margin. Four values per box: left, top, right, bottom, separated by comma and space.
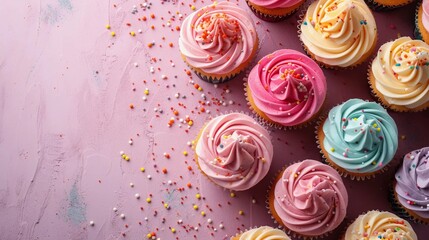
207, 218, 212, 224
219, 224, 224, 229
129, 182, 134, 187
134, 62, 138, 67
119, 151, 124, 155
161, 74, 168, 80
135, 193, 140, 199
147, 175, 152, 179
120, 213, 125, 219
89, 221, 95, 226
113, 207, 118, 212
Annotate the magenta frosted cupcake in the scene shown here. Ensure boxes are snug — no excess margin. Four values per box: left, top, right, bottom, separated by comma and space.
195, 113, 273, 191
393, 147, 429, 223
245, 0, 305, 22
179, 1, 258, 83
268, 160, 348, 238
246, 49, 327, 128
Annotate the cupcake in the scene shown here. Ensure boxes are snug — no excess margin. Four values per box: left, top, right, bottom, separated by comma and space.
299, 0, 377, 68
343, 210, 418, 239
195, 113, 273, 191
245, 0, 305, 22
416, 0, 429, 44
178, 1, 258, 84
317, 99, 398, 180
268, 160, 348, 238
369, 36, 429, 112
393, 147, 429, 223
231, 226, 291, 240
246, 49, 327, 129
365, 0, 414, 11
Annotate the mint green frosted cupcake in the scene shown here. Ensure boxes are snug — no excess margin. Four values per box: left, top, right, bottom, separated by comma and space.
317, 99, 398, 180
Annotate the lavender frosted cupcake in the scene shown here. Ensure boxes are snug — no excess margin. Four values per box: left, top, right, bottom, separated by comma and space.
393, 147, 429, 223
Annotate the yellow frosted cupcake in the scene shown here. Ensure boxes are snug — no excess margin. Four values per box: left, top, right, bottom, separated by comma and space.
231, 226, 291, 240
343, 211, 418, 240
369, 37, 429, 112
299, 0, 377, 69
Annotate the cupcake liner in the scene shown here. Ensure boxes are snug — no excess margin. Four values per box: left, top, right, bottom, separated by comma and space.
297, 3, 378, 70
364, 0, 414, 11
193, 111, 273, 191
245, 0, 302, 22
367, 56, 429, 112
266, 162, 337, 239
315, 114, 388, 181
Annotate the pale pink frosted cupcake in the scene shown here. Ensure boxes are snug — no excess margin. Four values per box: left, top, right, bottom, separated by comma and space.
195, 113, 273, 191
246, 49, 327, 128
268, 160, 348, 238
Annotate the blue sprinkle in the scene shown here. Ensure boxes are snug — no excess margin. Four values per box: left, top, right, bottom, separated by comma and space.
303, 21, 308, 25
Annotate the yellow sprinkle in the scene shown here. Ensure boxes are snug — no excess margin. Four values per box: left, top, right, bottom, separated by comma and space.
110, 31, 116, 37
164, 203, 169, 209
147, 233, 152, 238
106, 24, 111, 29
353, 118, 358, 121
377, 128, 381, 132
195, 193, 201, 199
130, 31, 136, 36
171, 228, 176, 233
183, 151, 188, 156
239, 210, 244, 215
197, 87, 203, 91
191, 5, 196, 10
193, 205, 198, 210
364, 224, 370, 230
140, 167, 145, 172
188, 120, 193, 126
294, 173, 298, 178
124, 156, 130, 161
373, 123, 378, 128
146, 197, 151, 203
201, 211, 206, 216
122, 154, 126, 159
330, 148, 335, 152
230, 192, 235, 198
144, 89, 149, 95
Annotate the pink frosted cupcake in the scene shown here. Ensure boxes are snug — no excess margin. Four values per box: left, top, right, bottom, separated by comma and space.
268, 160, 348, 238
246, 49, 327, 128
179, 1, 258, 83
245, 0, 305, 22
195, 113, 273, 191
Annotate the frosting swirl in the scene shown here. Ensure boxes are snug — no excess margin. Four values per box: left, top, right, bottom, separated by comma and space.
234, 226, 291, 240
300, 0, 377, 67
345, 211, 418, 240
395, 147, 429, 219
196, 113, 273, 191
273, 160, 348, 236
322, 99, 398, 174
247, 0, 302, 9
371, 37, 429, 110
179, 2, 257, 75
423, 0, 429, 33
247, 49, 327, 127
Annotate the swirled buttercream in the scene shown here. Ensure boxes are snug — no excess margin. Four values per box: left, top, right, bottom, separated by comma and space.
196, 113, 273, 191
345, 211, 418, 240
371, 37, 429, 110
247, 0, 302, 9
179, 2, 257, 75
273, 160, 348, 236
321, 99, 398, 175
395, 147, 429, 220
232, 226, 291, 240
247, 49, 326, 127
300, 0, 377, 67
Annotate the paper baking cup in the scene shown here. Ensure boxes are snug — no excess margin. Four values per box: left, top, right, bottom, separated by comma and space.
415, 0, 429, 44
315, 115, 389, 181
364, 0, 414, 11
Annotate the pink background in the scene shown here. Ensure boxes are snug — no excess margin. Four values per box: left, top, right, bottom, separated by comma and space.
1, 0, 428, 239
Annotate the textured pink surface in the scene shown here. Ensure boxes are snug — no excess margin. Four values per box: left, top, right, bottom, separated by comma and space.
0, 0, 428, 239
